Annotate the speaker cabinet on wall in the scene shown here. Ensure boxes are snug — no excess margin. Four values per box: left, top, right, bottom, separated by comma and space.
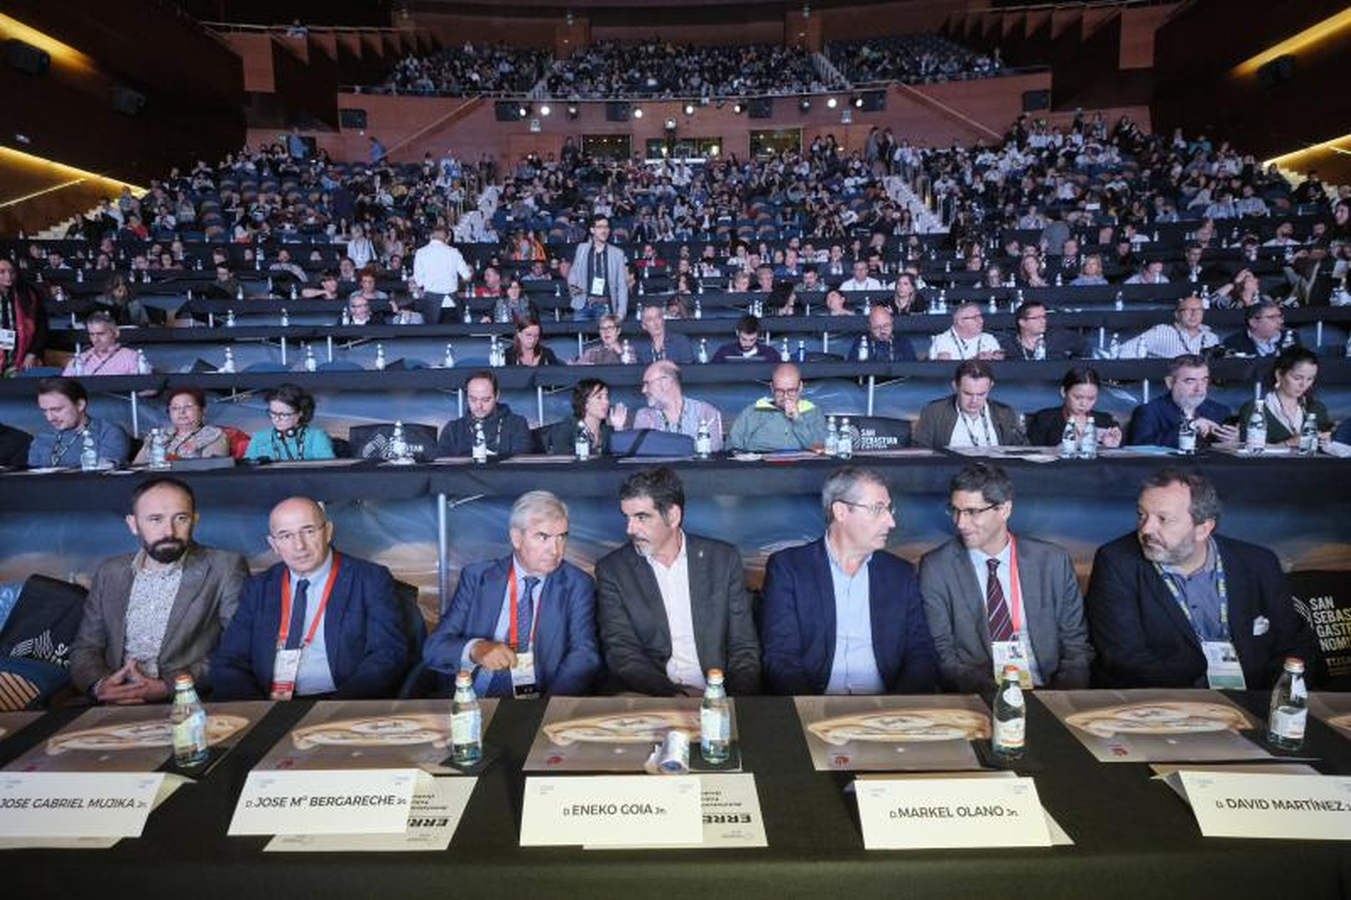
339, 108, 368, 130
858, 91, 886, 112
494, 101, 520, 122
748, 98, 773, 119
1022, 89, 1051, 111
606, 101, 632, 122
111, 86, 146, 116
4, 39, 49, 76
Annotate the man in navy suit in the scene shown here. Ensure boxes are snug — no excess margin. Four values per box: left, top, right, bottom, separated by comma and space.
210, 497, 409, 700
760, 466, 938, 695
1086, 468, 1318, 689
1126, 354, 1237, 448
424, 490, 600, 697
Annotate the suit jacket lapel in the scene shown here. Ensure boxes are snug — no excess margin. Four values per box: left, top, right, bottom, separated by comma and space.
812, 539, 837, 688
947, 543, 987, 640
535, 567, 564, 687
867, 552, 896, 684
480, 557, 512, 640
104, 560, 135, 666
686, 538, 716, 672
322, 552, 352, 673
159, 546, 208, 663
626, 545, 673, 660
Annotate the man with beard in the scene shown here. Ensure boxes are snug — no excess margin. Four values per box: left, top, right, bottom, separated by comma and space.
70, 477, 248, 702
1085, 468, 1317, 689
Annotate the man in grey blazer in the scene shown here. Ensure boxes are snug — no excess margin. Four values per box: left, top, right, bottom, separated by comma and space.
919, 462, 1092, 692
70, 477, 248, 702
912, 360, 1027, 450
567, 214, 630, 322
596, 467, 760, 695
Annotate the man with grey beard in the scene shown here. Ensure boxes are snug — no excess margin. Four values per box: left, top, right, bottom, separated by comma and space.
70, 477, 248, 702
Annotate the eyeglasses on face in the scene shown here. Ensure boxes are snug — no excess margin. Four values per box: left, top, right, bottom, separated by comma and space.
839, 500, 895, 518
946, 502, 998, 520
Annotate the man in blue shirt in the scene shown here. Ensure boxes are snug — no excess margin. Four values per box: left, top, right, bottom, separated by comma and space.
28, 377, 129, 469
1126, 354, 1237, 448
760, 465, 938, 695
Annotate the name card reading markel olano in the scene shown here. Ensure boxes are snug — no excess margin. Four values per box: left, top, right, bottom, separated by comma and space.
0, 772, 182, 838
1178, 772, 1351, 841
228, 768, 421, 836
519, 775, 703, 847
854, 777, 1053, 850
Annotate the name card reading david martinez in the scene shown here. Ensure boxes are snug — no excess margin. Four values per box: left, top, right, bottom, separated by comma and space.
1181, 772, 1351, 841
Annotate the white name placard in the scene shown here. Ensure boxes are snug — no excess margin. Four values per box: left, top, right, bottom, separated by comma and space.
0, 772, 172, 838
520, 775, 702, 847
1179, 772, 1351, 840
228, 768, 421, 836
855, 776, 1052, 849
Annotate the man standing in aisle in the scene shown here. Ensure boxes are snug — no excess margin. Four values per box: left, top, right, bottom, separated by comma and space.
567, 214, 630, 322
760, 466, 937, 694
412, 223, 473, 324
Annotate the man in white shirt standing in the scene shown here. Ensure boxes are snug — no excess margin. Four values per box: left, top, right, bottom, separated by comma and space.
595, 467, 760, 696
412, 224, 473, 323
929, 302, 1003, 360
838, 260, 884, 292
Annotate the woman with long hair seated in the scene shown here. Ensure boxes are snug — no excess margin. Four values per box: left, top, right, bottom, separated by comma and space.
133, 386, 230, 463
543, 377, 628, 455
243, 383, 335, 461
1025, 366, 1123, 448
505, 315, 560, 366
1236, 346, 1334, 447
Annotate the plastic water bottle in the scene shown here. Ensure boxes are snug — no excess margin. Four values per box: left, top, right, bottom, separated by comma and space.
700, 668, 731, 764
862, 297, 872, 316
987, 296, 997, 314
621, 339, 634, 364
304, 344, 317, 372
443, 342, 456, 368
1266, 657, 1307, 751
1079, 421, 1098, 459
170, 674, 209, 768
471, 420, 488, 463
837, 417, 854, 459
461, 303, 472, 324
1054, 272, 1063, 287
1245, 386, 1266, 454
389, 420, 411, 463
779, 338, 790, 362
796, 339, 806, 362
1298, 411, 1318, 456
574, 421, 591, 461
235, 284, 244, 301
825, 416, 839, 457
1034, 336, 1045, 360
1344, 333, 1351, 359
280, 308, 290, 328
992, 665, 1026, 760
858, 334, 870, 362
694, 298, 703, 319
72, 351, 84, 377
1059, 420, 1077, 459
697, 338, 709, 364
936, 290, 947, 315
1178, 414, 1197, 455
220, 346, 236, 373
1114, 291, 1124, 311
147, 428, 169, 470
1108, 332, 1121, 359
80, 429, 98, 471
695, 419, 712, 459
1281, 328, 1295, 350
341, 307, 351, 326
375, 343, 386, 371
289, 282, 298, 301
226, 308, 236, 327
451, 670, 483, 765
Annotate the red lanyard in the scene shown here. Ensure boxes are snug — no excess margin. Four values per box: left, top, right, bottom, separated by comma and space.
1006, 536, 1023, 634
277, 552, 341, 649
507, 567, 540, 651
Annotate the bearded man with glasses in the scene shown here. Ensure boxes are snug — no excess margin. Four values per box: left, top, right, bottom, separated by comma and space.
760, 465, 937, 695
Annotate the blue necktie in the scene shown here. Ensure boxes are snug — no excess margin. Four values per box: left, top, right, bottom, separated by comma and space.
285, 578, 309, 650
516, 576, 538, 652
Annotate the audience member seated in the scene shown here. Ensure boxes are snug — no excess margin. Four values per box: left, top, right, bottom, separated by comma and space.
849, 305, 916, 361
244, 383, 336, 461
638, 303, 694, 365
889, 273, 926, 314
542, 377, 628, 455
0, 257, 48, 375
490, 278, 538, 324
727, 363, 827, 452
505, 315, 560, 367
633, 361, 724, 451
378, 42, 551, 96
1219, 300, 1286, 358
1120, 296, 1220, 359
423, 491, 600, 696
211, 496, 409, 700
929, 302, 1001, 360
29, 376, 130, 469
760, 465, 938, 695
913, 360, 1026, 449
919, 462, 1092, 692
63, 312, 143, 377
133, 387, 230, 464
437, 370, 532, 458
1126, 354, 1236, 448
823, 288, 852, 316
1070, 254, 1109, 286
998, 300, 1085, 360
341, 291, 388, 327
1025, 367, 1123, 448
596, 466, 760, 695
92, 274, 150, 327
572, 313, 625, 365
1235, 347, 1334, 448
1086, 468, 1318, 688
302, 270, 342, 300
839, 260, 884, 292
829, 33, 1000, 85
712, 314, 778, 363
70, 477, 247, 702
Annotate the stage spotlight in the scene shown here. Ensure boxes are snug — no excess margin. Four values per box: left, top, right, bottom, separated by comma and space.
664, 116, 677, 131
853, 96, 864, 108
732, 102, 743, 114
800, 97, 811, 112
709, 144, 720, 157
567, 104, 579, 118
539, 104, 551, 116
826, 96, 837, 109
517, 104, 528, 118
683, 102, 695, 116
633, 106, 643, 119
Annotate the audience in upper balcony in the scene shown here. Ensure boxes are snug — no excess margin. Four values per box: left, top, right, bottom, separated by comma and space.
828, 33, 1001, 85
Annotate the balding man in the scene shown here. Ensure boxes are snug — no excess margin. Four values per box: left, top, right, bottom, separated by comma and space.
849, 305, 916, 361
727, 363, 828, 452
632, 360, 724, 451
210, 497, 409, 700
929, 302, 1002, 360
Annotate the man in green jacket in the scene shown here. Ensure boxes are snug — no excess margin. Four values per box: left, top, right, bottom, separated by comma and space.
728, 363, 828, 452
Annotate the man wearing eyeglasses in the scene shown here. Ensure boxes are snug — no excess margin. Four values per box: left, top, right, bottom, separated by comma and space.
210, 496, 410, 700
929, 302, 1002, 361
760, 465, 937, 695
1220, 300, 1288, 358
632, 361, 724, 451
727, 363, 828, 452
918, 462, 1092, 693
